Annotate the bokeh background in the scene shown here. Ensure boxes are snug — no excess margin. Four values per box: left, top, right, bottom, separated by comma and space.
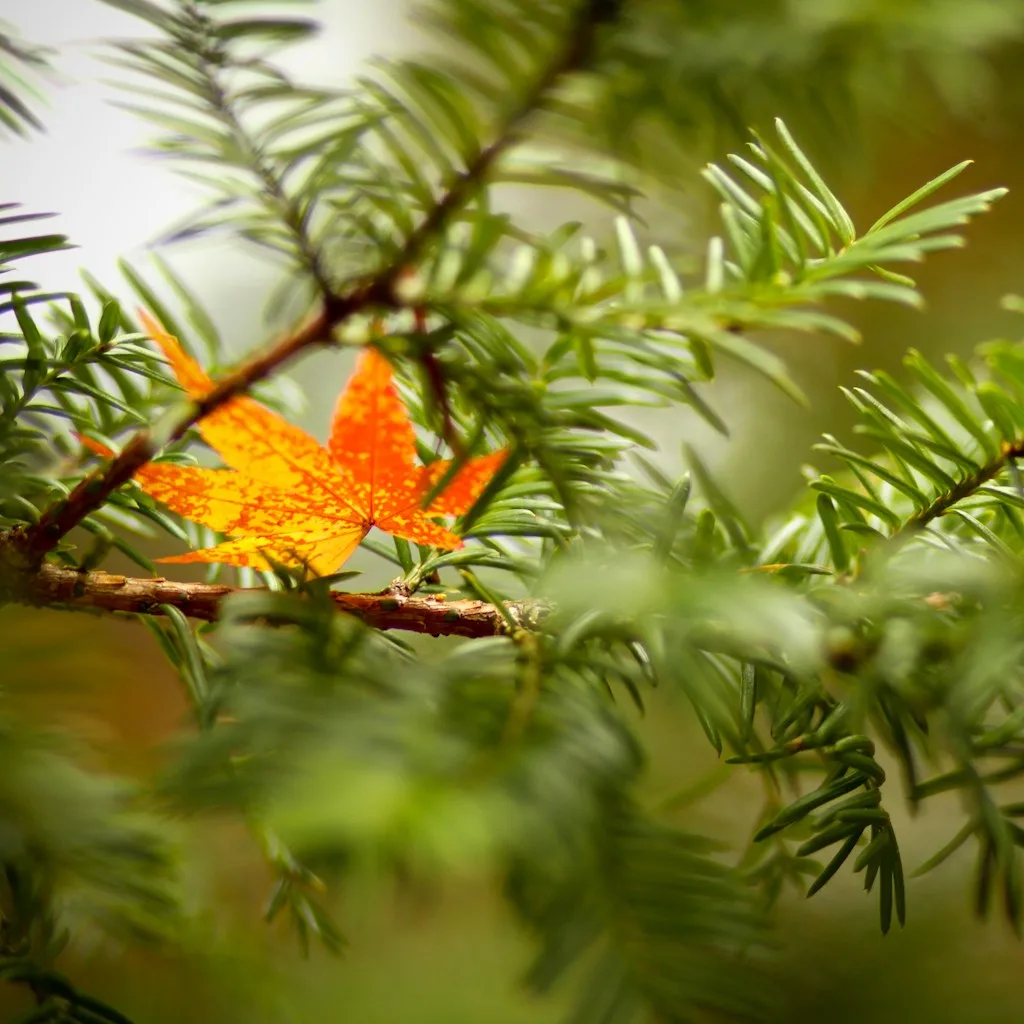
5, 0, 1024, 1020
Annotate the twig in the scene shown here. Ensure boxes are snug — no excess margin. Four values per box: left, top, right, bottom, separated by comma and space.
890, 438, 1024, 541
19, 0, 615, 563
18, 562, 548, 638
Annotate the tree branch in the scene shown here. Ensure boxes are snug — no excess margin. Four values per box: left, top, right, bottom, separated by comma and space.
19, 0, 616, 563
892, 438, 1024, 540
17, 562, 547, 638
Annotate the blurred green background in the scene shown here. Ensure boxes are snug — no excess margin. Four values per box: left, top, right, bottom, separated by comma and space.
7, 0, 1024, 1020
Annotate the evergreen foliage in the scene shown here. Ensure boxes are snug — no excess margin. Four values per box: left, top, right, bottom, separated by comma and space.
0, 20, 50, 138
3, 1, 1024, 1021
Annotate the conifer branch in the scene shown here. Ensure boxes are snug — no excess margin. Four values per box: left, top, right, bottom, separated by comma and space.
365, 0, 619, 296
18, 0, 618, 564
16, 561, 545, 637
892, 438, 1024, 540
193, 45, 336, 297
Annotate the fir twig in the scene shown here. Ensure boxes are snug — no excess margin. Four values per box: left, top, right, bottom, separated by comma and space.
892, 438, 1024, 540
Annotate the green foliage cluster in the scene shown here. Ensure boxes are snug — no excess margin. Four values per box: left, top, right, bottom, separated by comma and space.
0, 20, 50, 138
4, 1, 1024, 1022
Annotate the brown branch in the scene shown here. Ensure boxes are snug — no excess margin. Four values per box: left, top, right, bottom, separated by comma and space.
17, 562, 547, 638
891, 438, 1024, 540
19, 0, 614, 565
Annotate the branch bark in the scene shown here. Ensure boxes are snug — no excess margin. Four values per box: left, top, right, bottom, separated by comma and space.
18, 562, 547, 638
891, 438, 1024, 541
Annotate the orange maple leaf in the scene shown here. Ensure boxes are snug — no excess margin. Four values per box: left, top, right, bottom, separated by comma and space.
82, 311, 507, 575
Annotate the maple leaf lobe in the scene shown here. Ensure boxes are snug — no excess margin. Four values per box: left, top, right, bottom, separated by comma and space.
84, 315, 507, 575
